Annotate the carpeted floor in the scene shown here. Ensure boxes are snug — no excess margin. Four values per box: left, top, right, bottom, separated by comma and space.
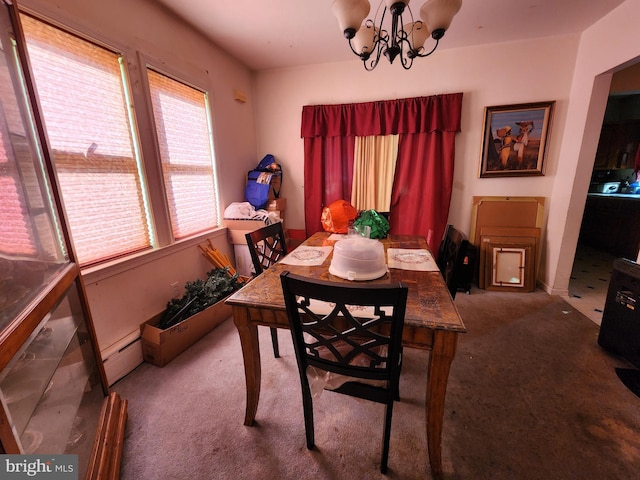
112, 288, 640, 479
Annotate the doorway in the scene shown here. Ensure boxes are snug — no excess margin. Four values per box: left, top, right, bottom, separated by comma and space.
567, 63, 640, 325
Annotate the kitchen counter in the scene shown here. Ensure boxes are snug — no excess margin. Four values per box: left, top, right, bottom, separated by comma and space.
580, 195, 640, 259
588, 193, 640, 199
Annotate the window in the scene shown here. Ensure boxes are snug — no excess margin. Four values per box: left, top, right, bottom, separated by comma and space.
146, 68, 220, 239
0, 36, 64, 261
20, 14, 152, 265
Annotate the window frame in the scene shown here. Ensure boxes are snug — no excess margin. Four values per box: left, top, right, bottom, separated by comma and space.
19, 12, 154, 266
134, 51, 224, 248
141, 59, 222, 242
13, 11, 225, 278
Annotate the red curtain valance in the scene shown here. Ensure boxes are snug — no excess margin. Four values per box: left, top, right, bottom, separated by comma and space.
301, 93, 463, 138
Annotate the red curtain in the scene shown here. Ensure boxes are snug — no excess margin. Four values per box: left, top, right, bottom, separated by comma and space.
301, 93, 463, 252
303, 135, 355, 236
390, 131, 457, 253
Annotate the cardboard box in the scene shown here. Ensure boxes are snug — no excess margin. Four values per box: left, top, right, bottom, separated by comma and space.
267, 210, 285, 222
268, 174, 281, 201
224, 219, 267, 230
140, 299, 232, 367
266, 198, 286, 211
233, 244, 255, 277
227, 229, 253, 245
224, 219, 267, 245
224, 218, 287, 245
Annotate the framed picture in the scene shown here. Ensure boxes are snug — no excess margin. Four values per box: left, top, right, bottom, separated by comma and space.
479, 101, 554, 177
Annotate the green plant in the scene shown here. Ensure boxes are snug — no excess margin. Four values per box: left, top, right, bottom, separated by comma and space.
158, 268, 243, 330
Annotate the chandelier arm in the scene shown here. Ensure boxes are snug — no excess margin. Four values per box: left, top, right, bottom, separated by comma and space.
378, 5, 388, 31
376, 6, 391, 63
400, 53, 413, 70
366, 37, 385, 70
413, 37, 440, 58
372, 22, 389, 68
347, 37, 364, 58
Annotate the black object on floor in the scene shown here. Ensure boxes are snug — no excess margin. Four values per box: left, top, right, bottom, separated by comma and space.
615, 368, 640, 398
598, 258, 640, 367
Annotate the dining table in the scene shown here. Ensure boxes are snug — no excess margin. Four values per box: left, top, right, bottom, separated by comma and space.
225, 231, 466, 478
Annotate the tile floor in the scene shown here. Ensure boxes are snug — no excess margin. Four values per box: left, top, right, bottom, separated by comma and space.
563, 243, 617, 326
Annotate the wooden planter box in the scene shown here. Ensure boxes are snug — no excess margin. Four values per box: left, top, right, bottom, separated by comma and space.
140, 298, 232, 367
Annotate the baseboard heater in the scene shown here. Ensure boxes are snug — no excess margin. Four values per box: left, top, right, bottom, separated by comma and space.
101, 330, 144, 386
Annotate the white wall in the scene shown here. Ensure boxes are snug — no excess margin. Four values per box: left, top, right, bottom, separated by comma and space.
545, 0, 640, 294
253, 34, 579, 285
253, 0, 640, 295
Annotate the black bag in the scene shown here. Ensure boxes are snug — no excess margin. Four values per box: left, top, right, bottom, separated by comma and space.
244, 154, 282, 209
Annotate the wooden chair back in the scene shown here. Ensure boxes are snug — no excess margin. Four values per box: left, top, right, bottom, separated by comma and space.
437, 224, 466, 299
245, 222, 288, 358
245, 222, 288, 275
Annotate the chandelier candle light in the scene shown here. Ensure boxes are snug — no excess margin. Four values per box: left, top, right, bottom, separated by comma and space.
332, 0, 462, 70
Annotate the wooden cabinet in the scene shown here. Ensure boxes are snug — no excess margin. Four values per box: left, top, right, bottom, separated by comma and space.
579, 195, 640, 259
594, 121, 640, 170
594, 92, 640, 170
0, 272, 105, 476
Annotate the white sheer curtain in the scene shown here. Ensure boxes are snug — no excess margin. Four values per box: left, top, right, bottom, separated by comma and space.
351, 134, 398, 211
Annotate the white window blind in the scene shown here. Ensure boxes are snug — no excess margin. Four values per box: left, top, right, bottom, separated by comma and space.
21, 14, 151, 265
147, 69, 219, 239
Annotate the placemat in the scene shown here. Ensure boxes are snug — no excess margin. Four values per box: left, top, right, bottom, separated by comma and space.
280, 246, 333, 266
387, 248, 439, 271
328, 233, 348, 241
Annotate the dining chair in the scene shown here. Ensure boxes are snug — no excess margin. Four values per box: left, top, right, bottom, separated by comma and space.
280, 271, 408, 474
245, 222, 288, 358
437, 224, 466, 299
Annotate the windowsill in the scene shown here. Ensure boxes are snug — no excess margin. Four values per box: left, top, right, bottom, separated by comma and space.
81, 227, 228, 284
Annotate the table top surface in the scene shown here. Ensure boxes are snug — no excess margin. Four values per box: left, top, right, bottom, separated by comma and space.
226, 232, 466, 333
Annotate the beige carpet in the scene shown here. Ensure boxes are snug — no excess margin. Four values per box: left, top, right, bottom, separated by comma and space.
112, 288, 640, 479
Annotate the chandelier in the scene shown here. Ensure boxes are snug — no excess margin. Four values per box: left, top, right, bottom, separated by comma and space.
331, 0, 462, 70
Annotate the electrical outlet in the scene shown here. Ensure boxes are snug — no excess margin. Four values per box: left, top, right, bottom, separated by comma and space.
170, 281, 180, 298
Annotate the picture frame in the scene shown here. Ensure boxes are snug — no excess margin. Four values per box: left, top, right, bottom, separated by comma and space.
479, 101, 554, 177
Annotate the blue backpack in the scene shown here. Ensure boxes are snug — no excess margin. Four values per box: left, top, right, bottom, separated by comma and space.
244, 154, 282, 209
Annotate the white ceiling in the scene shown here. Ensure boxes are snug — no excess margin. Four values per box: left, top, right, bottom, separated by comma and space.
153, 0, 625, 71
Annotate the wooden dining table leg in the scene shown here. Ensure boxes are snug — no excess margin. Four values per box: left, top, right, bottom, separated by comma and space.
426, 329, 458, 479
231, 305, 261, 426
